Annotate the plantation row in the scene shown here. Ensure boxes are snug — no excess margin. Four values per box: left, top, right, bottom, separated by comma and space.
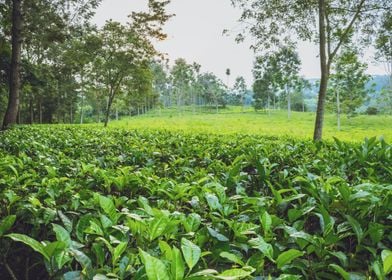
0, 127, 391, 279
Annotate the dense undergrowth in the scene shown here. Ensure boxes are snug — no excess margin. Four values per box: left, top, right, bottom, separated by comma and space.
0, 126, 391, 279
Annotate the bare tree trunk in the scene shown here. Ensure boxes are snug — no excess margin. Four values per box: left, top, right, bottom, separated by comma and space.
80, 71, 84, 124
313, 0, 329, 141
17, 103, 21, 124
267, 92, 270, 116
337, 90, 341, 131
29, 93, 34, 124
104, 90, 114, 127
273, 94, 276, 110
70, 102, 73, 124
286, 84, 291, 120
39, 100, 42, 124
2, 0, 22, 130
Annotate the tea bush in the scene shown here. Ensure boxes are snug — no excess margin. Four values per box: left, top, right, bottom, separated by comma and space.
0, 126, 391, 279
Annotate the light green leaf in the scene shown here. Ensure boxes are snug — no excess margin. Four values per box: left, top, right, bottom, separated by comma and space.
70, 248, 92, 270
219, 252, 244, 266
6, 233, 49, 260
113, 242, 127, 266
329, 264, 349, 280
215, 267, 255, 279
368, 223, 384, 244
248, 236, 274, 262
44, 241, 66, 258
159, 240, 173, 260
93, 274, 110, 280
329, 251, 348, 267
183, 213, 201, 233
139, 249, 170, 280
346, 215, 363, 244
261, 211, 272, 233
205, 193, 222, 211
372, 260, 384, 280
149, 216, 169, 241
58, 210, 73, 232
98, 195, 119, 223
276, 249, 304, 269
63, 271, 82, 280
52, 224, 71, 247
171, 246, 185, 280
0, 215, 16, 236
208, 227, 229, 242
181, 238, 201, 271
382, 250, 392, 275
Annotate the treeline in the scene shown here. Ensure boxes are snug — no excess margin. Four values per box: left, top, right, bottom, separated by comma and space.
153, 59, 252, 114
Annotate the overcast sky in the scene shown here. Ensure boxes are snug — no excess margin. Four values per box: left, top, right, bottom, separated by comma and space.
93, 0, 386, 87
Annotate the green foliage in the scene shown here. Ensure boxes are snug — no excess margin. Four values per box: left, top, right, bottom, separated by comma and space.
366, 106, 379, 115
328, 50, 372, 115
252, 46, 301, 111
0, 126, 391, 279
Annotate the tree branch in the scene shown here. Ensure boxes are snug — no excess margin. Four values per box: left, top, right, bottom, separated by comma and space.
328, 0, 366, 66
325, 11, 332, 60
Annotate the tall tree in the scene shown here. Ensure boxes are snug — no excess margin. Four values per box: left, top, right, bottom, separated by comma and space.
233, 76, 247, 110
252, 46, 301, 116
198, 72, 226, 113
93, 0, 171, 127
170, 58, 194, 113
253, 76, 271, 112
2, 0, 22, 129
328, 49, 371, 130
231, 0, 391, 140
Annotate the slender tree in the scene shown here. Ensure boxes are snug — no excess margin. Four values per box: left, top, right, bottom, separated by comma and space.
328, 49, 372, 129
233, 76, 247, 110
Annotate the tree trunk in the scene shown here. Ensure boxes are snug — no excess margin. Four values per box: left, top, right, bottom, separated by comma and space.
29, 93, 34, 124
313, 0, 329, 141
38, 99, 42, 124
80, 71, 84, 124
17, 103, 21, 124
337, 90, 341, 131
39, 100, 42, 124
104, 90, 114, 127
2, 0, 22, 130
70, 102, 73, 124
267, 92, 270, 116
286, 84, 291, 120
273, 94, 276, 110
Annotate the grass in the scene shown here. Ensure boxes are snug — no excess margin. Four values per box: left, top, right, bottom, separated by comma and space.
107, 107, 392, 142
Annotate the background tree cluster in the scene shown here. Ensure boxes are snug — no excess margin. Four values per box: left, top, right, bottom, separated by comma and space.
0, 0, 172, 127
252, 46, 310, 117
153, 58, 251, 114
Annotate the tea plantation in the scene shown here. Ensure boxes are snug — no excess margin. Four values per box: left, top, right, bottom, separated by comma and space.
0, 126, 391, 279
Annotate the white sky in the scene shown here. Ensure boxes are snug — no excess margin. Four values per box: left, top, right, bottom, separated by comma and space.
93, 0, 386, 87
